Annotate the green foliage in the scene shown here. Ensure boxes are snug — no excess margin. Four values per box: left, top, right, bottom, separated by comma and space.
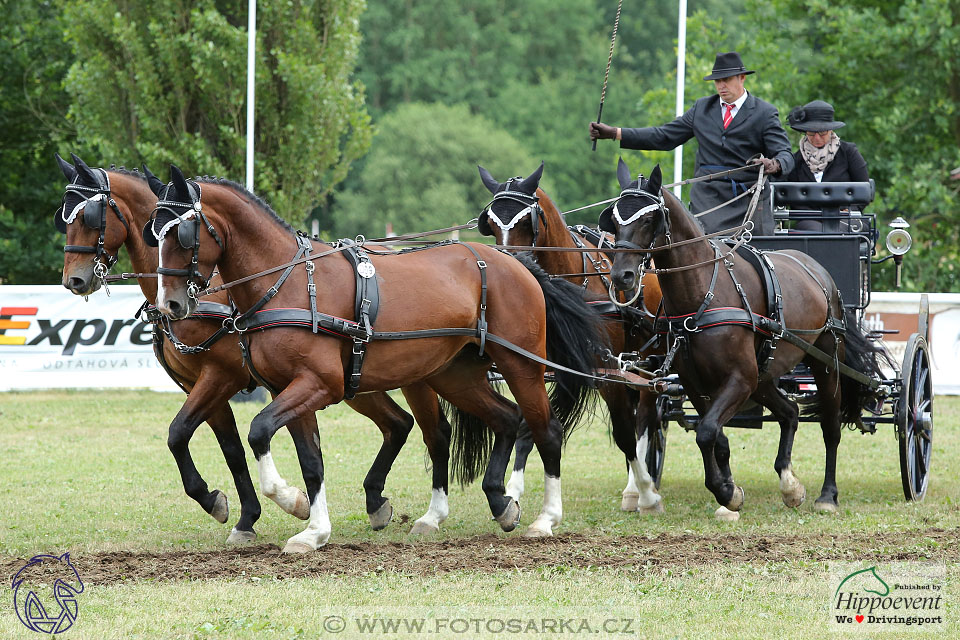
61, 0, 372, 222
722, 0, 960, 291
331, 102, 538, 238
0, 0, 77, 284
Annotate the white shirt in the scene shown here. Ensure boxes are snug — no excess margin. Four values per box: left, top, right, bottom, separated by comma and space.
720, 90, 748, 127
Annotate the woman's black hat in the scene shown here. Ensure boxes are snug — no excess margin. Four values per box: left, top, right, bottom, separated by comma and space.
788, 100, 846, 132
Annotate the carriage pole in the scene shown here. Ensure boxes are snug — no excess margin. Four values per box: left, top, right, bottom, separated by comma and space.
592, 0, 623, 151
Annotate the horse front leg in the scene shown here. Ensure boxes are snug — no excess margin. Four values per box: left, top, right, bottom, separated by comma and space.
693, 382, 752, 519
247, 377, 338, 553
402, 383, 453, 536
505, 422, 533, 502
624, 387, 664, 514
345, 392, 415, 530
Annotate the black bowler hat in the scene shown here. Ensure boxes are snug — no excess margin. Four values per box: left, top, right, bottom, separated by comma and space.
787, 100, 846, 132
703, 52, 755, 80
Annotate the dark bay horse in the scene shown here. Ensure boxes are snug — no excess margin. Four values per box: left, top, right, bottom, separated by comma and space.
152, 165, 603, 551
55, 154, 453, 540
604, 162, 886, 517
476, 163, 666, 514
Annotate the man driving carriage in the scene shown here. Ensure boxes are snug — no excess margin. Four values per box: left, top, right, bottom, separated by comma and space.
589, 51, 794, 236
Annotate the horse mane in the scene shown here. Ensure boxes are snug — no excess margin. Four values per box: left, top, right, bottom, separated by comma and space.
195, 177, 296, 234
107, 166, 146, 180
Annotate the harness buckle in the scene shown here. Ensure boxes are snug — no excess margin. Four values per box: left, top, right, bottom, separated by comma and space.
305, 260, 315, 274
477, 260, 487, 270
683, 316, 701, 333
307, 283, 316, 295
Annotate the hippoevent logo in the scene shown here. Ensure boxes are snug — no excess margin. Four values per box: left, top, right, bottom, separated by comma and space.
830, 563, 944, 630
0, 305, 152, 355
11, 553, 84, 634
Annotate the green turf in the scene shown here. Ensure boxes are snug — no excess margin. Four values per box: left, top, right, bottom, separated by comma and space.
0, 391, 956, 638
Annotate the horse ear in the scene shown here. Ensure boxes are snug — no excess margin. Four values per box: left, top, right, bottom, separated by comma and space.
477, 165, 500, 195
616, 157, 632, 190
517, 161, 544, 194
647, 164, 662, 194
142, 218, 159, 248
70, 153, 99, 185
142, 163, 165, 196
169, 164, 189, 197
56, 153, 77, 181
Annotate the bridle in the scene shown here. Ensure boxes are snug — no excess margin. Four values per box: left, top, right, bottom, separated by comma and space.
479, 180, 547, 246
55, 169, 130, 284
599, 183, 667, 307
149, 180, 225, 300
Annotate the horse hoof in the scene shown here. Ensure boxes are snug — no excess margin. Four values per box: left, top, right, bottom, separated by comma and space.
814, 499, 839, 514
495, 499, 521, 532
523, 526, 552, 538
637, 500, 665, 515
621, 492, 640, 512
368, 500, 393, 531
227, 528, 257, 544
209, 490, 229, 524
281, 540, 315, 554
293, 490, 311, 520
726, 485, 745, 511
715, 506, 740, 522
409, 520, 440, 536
782, 485, 806, 509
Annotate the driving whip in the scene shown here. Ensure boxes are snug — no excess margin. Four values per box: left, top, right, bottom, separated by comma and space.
592, 0, 623, 151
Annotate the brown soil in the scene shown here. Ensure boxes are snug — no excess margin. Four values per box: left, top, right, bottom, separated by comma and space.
3, 528, 956, 586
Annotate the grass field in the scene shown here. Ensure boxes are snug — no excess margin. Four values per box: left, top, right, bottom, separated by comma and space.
0, 390, 957, 639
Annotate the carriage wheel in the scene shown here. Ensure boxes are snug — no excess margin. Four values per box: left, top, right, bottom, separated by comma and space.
646, 396, 669, 489
897, 333, 933, 501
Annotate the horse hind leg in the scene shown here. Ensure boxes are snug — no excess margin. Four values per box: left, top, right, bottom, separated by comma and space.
810, 358, 842, 513
753, 382, 805, 508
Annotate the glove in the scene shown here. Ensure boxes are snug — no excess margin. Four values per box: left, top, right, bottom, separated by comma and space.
589, 122, 618, 141
749, 155, 781, 175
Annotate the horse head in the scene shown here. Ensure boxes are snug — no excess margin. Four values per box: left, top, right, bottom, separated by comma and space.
151, 165, 224, 320
55, 153, 134, 295
12, 553, 84, 634
600, 159, 666, 293
476, 162, 546, 247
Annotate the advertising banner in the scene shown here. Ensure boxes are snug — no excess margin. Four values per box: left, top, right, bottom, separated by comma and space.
0, 285, 179, 391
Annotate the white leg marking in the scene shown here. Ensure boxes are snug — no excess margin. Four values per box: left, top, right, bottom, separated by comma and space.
779, 464, 806, 508
525, 475, 561, 537
505, 467, 525, 502
283, 482, 331, 552
257, 451, 309, 517
627, 432, 662, 511
412, 488, 449, 532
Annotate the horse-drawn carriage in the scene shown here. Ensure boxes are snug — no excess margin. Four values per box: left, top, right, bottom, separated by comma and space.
631, 177, 933, 503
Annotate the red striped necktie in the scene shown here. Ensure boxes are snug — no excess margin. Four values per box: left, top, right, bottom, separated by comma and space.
722, 103, 734, 129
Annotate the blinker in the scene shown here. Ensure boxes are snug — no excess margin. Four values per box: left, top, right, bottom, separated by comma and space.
83, 196, 105, 229
177, 217, 197, 250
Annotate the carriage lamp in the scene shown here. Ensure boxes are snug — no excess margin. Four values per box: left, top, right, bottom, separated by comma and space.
884, 217, 912, 288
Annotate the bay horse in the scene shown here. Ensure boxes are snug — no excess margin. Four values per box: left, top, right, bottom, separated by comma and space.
604, 161, 886, 517
55, 154, 453, 540
151, 165, 604, 551
476, 163, 666, 514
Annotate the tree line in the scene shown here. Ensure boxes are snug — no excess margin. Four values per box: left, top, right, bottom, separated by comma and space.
1, 0, 957, 291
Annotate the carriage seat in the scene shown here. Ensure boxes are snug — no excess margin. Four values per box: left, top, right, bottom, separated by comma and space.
772, 180, 874, 233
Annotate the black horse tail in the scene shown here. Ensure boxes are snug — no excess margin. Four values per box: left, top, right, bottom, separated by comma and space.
444, 398, 494, 486
515, 252, 606, 441
839, 309, 891, 426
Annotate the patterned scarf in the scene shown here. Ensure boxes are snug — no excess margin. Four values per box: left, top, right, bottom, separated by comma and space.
800, 131, 841, 174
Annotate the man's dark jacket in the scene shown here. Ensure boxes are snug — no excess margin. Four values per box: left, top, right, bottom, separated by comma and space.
619, 93, 795, 235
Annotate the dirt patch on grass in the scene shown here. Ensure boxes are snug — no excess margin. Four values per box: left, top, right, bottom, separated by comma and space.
2, 528, 955, 585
